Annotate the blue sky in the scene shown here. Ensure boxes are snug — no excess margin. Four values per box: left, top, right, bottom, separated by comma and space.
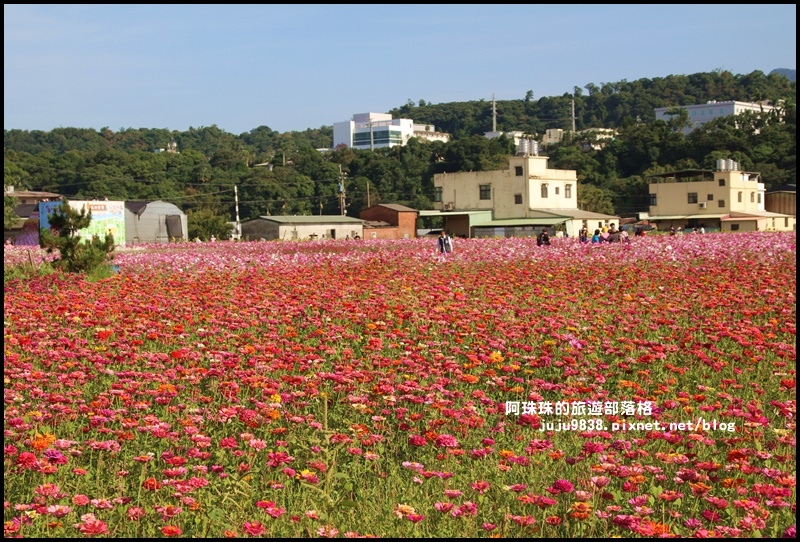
4, 4, 796, 135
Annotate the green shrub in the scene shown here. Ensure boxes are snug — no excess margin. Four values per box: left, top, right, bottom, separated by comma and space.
39, 198, 115, 273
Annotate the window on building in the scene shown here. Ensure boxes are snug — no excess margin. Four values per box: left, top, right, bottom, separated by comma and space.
649, 193, 657, 206
719, 178, 726, 187
555, 186, 560, 195
515, 166, 523, 176
434, 187, 442, 202
757, 194, 762, 204
707, 194, 714, 201
541, 183, 548, 198
688, 193, 698, 204
565, 184, 572, 198
738, 191, 742, 203
751, 192, 755, 203
718, 199, 725, 207
731, 224, 740, 231
479, 184, 491, 200
786, 218, 790, 228
514, 194, 522, 205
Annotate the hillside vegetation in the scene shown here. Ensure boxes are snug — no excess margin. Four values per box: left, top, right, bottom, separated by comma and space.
4, 69, 796, 225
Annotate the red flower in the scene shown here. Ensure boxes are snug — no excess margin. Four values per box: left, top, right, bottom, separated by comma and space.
162, 525, 182, 537
142, 477, 162, 490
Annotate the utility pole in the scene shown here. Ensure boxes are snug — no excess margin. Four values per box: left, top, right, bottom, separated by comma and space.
571, 99, 576, 132
338, 165, 347, 215
492, 93, 497, 132
234, 185, 241, 240
366, 180, 370, 208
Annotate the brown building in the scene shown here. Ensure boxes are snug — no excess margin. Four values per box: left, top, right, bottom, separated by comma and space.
765, 184, 796, 218
4, 187, 62, 205
360, 204, 419, 240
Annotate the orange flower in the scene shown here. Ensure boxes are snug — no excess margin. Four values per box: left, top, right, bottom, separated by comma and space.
569, 502, 591, 520
30, 433, 56, 452
721, 478, 746, 488
689, 482, 712, 497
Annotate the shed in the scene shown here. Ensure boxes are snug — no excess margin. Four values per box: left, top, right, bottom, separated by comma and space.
125, 200, 187, 244
359, 203, 419, 239
240, 215, 364, 241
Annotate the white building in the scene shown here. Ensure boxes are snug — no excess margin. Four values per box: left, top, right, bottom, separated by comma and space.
654, 100, 776, 134
333, 112, 449, 150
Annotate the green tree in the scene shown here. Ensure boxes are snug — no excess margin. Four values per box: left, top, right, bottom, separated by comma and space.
4, 193, 19, 230
39, 198, 115, 273
187, 208, 233, 241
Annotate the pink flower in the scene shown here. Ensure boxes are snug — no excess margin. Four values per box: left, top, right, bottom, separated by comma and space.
552, 479, 575, 493
242, 521, 266, 536
46, 505, 72, 518
72, 494, 90, 506
435, 434, 459, 448
434, 502, 454, 513
471, 481, 490, 494
74, 516, 108, 536
127, 507, 146, 521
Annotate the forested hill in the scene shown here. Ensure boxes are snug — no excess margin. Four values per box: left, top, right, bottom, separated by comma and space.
4, 69, 796, 224
390, 69, 796, 139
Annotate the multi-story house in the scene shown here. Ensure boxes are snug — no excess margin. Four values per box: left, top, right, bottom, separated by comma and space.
333, 112, 450, 150
423, 154, 619, 238
645, 160, 795, 232
654, 100, 776, 134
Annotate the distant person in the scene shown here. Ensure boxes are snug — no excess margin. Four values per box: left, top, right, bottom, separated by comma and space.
437, 230, 452, 254
607, 224, 621, 243
579, 226, 589, 243
209, 235, 217, 242
536, 228, 551, 246
591, 229, 602, 243
620, 228, 631, 244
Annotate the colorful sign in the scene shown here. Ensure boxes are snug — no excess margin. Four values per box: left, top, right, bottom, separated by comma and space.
39, 200, 126, 246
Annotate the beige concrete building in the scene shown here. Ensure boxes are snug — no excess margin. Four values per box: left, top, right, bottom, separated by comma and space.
646, 160, 795, 232
432, 155, 619, 238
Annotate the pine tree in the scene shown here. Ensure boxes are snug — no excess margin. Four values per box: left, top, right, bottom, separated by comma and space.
39, 198, 115, 273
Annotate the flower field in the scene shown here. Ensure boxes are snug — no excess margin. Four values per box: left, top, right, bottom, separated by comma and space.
3, 233, 796, 538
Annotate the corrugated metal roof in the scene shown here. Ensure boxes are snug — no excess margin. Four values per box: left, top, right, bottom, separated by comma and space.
477, 218, 566, 227
418, 210, 493, 217
250, 215, 364, 224
369, 204, 418, 212
646, 214, 728, 220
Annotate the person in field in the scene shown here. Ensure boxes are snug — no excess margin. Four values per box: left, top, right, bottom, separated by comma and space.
437, 230, 452, 254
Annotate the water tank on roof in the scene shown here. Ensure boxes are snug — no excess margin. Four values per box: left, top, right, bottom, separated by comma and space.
716, 159, 727, 171
517, 139, 529, 155
530, 140, 540, 156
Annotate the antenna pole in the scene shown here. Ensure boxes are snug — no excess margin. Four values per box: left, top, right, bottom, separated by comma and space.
492, 94, 497, 132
